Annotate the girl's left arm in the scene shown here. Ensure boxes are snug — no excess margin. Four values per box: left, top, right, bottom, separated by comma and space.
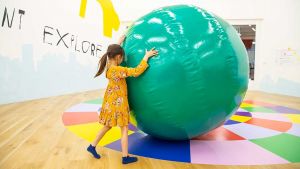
112, 47, 157, 78
118, 34, 126, 45
114, 59, 149, 78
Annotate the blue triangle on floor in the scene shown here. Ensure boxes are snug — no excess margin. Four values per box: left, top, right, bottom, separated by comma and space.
106, 132, 191, 163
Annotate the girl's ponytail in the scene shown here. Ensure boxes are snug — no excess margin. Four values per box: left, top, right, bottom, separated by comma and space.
94, 44, 124, 78
94, 52, 108, 78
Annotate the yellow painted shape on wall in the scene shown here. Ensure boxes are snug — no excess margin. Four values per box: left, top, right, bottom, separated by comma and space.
79, 0, 120, 37
66, 122, 134, 146
79, 0, 88, 17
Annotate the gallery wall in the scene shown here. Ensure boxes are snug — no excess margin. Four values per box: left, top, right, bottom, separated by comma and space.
0, 0, 299, 104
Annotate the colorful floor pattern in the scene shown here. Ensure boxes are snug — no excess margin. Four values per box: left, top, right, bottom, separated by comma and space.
62, 99, 300, 165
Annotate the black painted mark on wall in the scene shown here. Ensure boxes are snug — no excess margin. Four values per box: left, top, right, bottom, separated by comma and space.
43, 26, 102, 57
82, 41, 90, 53
56, 29, 69, 48
43, 26, 53, 45
1, 7, 25, 29
91, 43, 95, 56
18, 10, 25, 29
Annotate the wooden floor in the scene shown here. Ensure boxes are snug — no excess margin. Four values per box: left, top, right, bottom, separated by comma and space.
0, 90, 299, 169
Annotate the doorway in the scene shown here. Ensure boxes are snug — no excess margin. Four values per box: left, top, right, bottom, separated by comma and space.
233, 24, 256, 81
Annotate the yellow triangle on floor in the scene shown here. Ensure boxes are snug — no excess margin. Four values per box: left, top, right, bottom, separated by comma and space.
230, 115, 252, 123
66, 122, 134, 146
285, 114, 300, 124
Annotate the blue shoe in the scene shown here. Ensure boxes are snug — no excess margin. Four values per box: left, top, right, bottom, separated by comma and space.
122, 156, 138, 164
87, 144, 101, 159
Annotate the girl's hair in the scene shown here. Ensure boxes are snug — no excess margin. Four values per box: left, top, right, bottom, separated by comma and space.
94, 44, 125, 78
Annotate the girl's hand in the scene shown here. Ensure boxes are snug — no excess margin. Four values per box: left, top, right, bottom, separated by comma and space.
143, 48, 158, 62
145, 48, 159, 58
118, 34, 126, 45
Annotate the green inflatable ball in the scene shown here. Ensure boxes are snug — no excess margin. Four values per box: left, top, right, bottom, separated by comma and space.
122, 5, 249, 140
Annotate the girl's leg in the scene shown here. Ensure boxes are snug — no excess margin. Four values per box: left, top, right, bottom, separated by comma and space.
87, 125, 111, 159
120, 125, 138, 164
92, 125, 112, 146
120, 125, 129, 157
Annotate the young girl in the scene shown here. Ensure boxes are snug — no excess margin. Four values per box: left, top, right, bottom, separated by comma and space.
87, 35, 158, 164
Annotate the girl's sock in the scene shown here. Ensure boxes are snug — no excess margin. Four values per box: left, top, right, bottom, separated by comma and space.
87, 144, 101, 159
122, 156, 138, 164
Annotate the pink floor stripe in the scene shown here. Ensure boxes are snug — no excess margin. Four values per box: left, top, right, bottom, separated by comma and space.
62, 112, 98, 126
65, 103, 100, 112
251, 112, 291, 122
223, 123, 280, 139
190, 140, 289, 165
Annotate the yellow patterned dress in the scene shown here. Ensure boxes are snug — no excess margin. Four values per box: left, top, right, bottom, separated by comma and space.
99, 59, 149, 127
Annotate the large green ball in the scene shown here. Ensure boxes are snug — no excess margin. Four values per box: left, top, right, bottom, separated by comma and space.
122, 5, 249, 140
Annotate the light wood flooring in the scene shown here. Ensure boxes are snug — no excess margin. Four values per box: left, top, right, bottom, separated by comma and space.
0, 90, 299, 169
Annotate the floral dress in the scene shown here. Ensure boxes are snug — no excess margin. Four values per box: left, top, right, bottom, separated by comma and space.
99, 59, 149, 127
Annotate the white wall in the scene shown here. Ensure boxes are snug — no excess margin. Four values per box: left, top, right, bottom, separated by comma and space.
1, 0, 299, 105
202, 0, 300, 97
